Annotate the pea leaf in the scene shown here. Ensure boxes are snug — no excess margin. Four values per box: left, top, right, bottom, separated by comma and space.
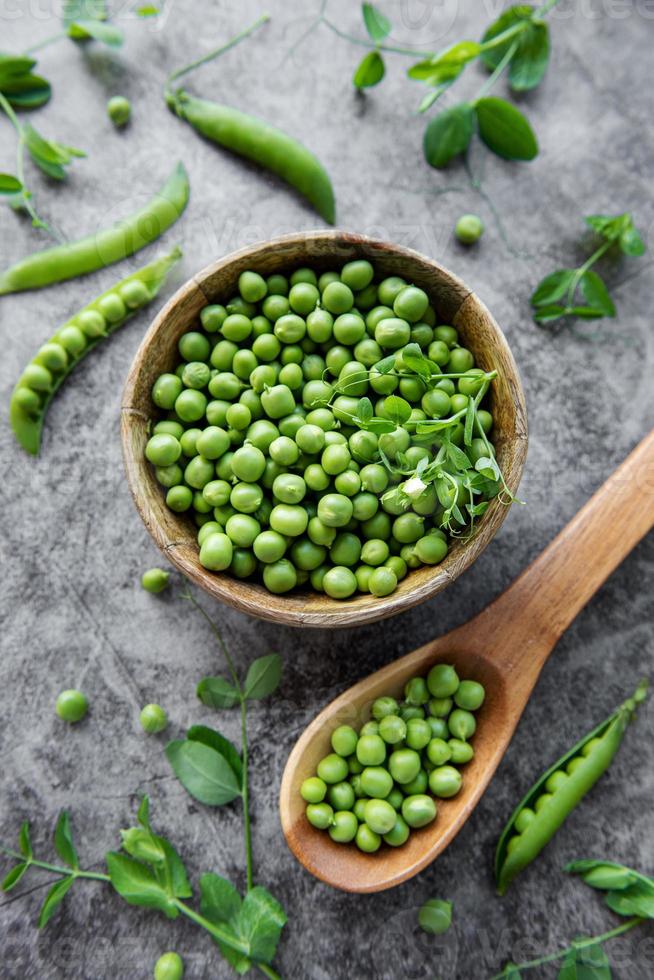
400, 343, 434, 379
384, 395, 412, 425
353, 50, 385, 89
585, 213, 628, 241
106, 852, 178, 917
444, 441, 472, 470
243, 653, 283, 700
566, 860, 639, 891
531, 269, 576, 307
2, 862, 27, 892
62, 0, 108, 24
137, 4, 160, 15
423, 103, 475, 168
374, 354, 396, 374
475, 97, 538, 161
557, 942, 612, 979
475, 456, 501, 481
54, 811, 79, 869
239, 886, 287, 964
67, 20, 124, 46
137, 796, 151, 829
24, 123, 86, 181
579, 270, 615, 316
38, 875, 76, 928
0, 54, 36, 79
165, 738, 242, 806
619, 225, 645, 256
532, 303, 568, 323
605, 883, 654, 919
362, 2, 391, 43
567, 306, 606, 319
464, 399, 475, 446
0, 174, 23, 196
197, 676, 241, 709
188, 725, 243, 788
481, 6, 550, 91
18, 821, 32, 859
408, 59, 463, 85
201, 873, 251, 974
498, 964, 522, 979
0, 71, 51, 109
357, 397, 373, 423
418, 898, 452, 935
120, 827, 167, 865
361, 417, 396, 434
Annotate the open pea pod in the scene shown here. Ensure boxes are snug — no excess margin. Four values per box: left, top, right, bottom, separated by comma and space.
9, 246, 182, 455
495, 680, 648, 895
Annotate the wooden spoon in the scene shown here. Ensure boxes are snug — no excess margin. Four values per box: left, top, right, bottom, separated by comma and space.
280, 430, 654, 893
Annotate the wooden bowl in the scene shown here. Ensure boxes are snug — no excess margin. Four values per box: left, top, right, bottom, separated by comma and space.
121, 231, 527, 628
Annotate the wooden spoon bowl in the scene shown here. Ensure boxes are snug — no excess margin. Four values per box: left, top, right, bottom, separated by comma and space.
280, 431, 654, 891
122, 231, 527, 628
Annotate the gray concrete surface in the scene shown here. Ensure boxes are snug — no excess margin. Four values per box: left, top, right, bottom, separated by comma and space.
1, 1, 653, 978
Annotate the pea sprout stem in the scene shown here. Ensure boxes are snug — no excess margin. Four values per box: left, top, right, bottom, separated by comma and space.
0, 848, 110, 883
473, 41, 520, 102
564, 238, 614, 309
165, 14, 271, 101
23, 31, 67, 55
181, 590, 254, 892
488, 917, 643, 978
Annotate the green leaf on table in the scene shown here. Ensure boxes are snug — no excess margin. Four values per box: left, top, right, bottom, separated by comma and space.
188, 725, 243, 787
18, 821, 32, 859
239, 886, 287, 963
197, 676, 241, 709
353, 50, 385, 88
166, 738, 242, 805
605, 883, 654, 919
137, 796, 151, 829
0, 70, 51, 109
566, 860, 639, 891
531, 269, 576, 307
362, 2, 391, 43
24, 123, 86, 180
383, 395, 412, 426
475, 97, 538, 161
423, 103, 474, 168
579, 270, 615, 316
137, 4, 160, 15
0, 54, 36, 79
2, 862, 27, 892
567, 306, 606, 319
408, 59, 462, 85
54, 811, 79, 869
532, 303, 568, 323
498, 964, 522, 979
243, 653, 283, 700
619, 225, 645, 256
482, 6, 550, 91
585, 213, 628, 241
67, 20, 124, 46
200, 872, 251, 974
106, 852, 178, 917
38, 875, 75, 928
0, 174, 24, 199
557, 942, 612, 979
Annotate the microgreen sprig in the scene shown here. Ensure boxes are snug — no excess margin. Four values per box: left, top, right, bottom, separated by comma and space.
531, 213, 646, 325
490, 859, 654, 978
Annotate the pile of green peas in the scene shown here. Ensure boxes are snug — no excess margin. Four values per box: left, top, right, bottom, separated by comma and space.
300, 664, 485, 852
145, 259, 496, 598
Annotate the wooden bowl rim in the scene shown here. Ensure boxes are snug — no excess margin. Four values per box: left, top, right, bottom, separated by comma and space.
121, 231, 528, 628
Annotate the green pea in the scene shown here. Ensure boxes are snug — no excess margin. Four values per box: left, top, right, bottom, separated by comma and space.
322, 280, 354, 314
301, 777, 327, 803
384, 814, 410, 847
371, 696, 400, 720
317, 753, 349, 784
262, 559, 297, 593
426, 737, 452, 766
393, 285, 428, 323
140, 703, 168, 734
401, 794, 437, 829
184, 456, 214, 490
155, 464, 183, 489
392, 513, 424, 544
327, 782, 356, 812
454, 680, 486, 711
448, 347, 474, 373
290, 537, 327, 571
448, 739, 474, 764
429, 697, 453, 718
166, 485, 192, 512
356, 734, 386, 766
378, 714, 407, 744
375, 317, 411, 350
253, 530, 287, 563
360, 766, 393, 799
141, 568, 170, 594
455, 213, 484, 244
238, 270, 267, 302
331, 725, 359, 757
199, 532, 233, 571
154, 951, 184, 980
377, 276, 406, 307
340, 259, 374, 291
356, 823, 381, 853
384, 555, 407, 581
389, 748, 421, 785
369, 566, 397, 597
514, 807, 536, 834
429, 765, 462, 798
317, 493, 353, 528
306, 802, 334, 829
152, 373, 183, 409
364, 799, 397, 835
545, 770, 569, 794
404, 677, 430, 706
145, 433, 181, 467
230, 482, 263, 514
267, 273, 289, 295
415, 534, 448, 565
107, 95, 131, 127
448, 708, 476, 741
402, 769, 429, 795
359, 463, 389, 494
360, 720, 379, 736
401, 705, 426, 723
55, 688, 88, 723
322, 566, 357, 598
406, 718, 432, 751
175, 389, 207, 422
427, 664, 460, 699
329, 810, 358, 843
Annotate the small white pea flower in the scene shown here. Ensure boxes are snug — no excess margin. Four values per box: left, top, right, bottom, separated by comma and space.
402, 476, 427, 499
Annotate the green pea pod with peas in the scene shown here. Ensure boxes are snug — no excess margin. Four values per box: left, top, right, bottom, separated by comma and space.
0, 162, 189, 295
495, 679, 648, 895
10, 246, 182, 455
164, 16, 335, 225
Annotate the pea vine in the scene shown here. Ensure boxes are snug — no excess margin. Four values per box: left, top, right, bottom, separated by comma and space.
327, 342, 517, 539
1, 593, 287, 980
491, 859, 654, 978
531, 213, 646, 326
291, 1, 561, 170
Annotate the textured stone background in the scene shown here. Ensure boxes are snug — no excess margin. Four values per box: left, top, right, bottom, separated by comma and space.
1, 2, 653, 978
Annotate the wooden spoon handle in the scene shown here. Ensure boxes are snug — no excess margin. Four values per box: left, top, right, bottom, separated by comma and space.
476, 429, 654, 663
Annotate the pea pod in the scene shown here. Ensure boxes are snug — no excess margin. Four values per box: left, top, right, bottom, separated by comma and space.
0, 162, 189, 295
10, 246, 182, 455
495, 680, 648, 895
164, 18, 335, 225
